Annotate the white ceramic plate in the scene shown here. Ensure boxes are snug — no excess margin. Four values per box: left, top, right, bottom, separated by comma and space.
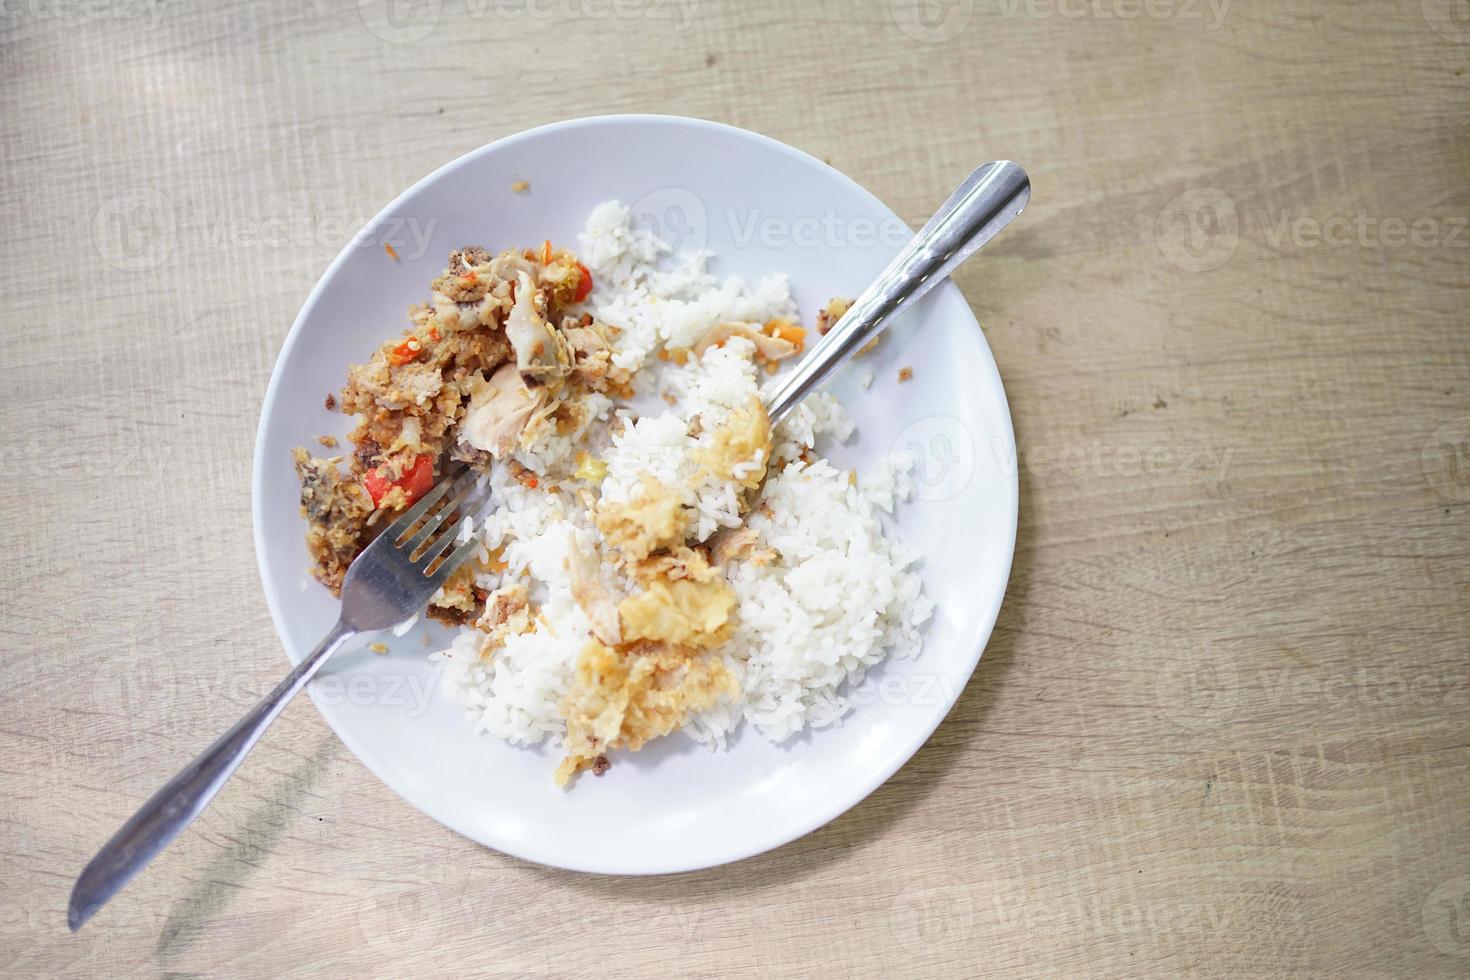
252, 115, 1017, 874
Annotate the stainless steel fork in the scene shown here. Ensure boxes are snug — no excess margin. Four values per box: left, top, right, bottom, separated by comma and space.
68, 466, 488, 930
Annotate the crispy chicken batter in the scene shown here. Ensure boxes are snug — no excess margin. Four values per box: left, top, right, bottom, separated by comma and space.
595, 475, 688, 563
555, 640, 737, 787
695, 395, 772, 491
292, 449, 374, 593
633, 545, 718, 584
618, 576, 736, 650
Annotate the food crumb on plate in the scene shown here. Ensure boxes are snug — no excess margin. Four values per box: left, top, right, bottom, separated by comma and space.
898, 366, 913, 382
368, 642, 388, 654
816, 296, 852, 335
384, 243, 398, 260
861, 370, 874, 390
318, 435, 338, 448
324, 393, 337, 411
511, 179, 530, 193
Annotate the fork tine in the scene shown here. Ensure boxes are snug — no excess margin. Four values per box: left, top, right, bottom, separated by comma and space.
417, 510, 478, 573
401, 470, 481, 557
384, 463, 469, 540
424, 517, 485, 585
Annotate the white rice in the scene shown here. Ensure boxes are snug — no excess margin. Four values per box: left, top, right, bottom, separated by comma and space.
430, 202, 931, 756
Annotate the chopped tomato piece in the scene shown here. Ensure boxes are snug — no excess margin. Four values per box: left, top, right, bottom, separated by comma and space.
388, 336, 424, 366
364, 453, 435, 507
574, 262, 593, 303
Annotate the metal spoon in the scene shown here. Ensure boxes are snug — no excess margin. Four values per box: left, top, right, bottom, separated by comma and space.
763, 160, 1030, 424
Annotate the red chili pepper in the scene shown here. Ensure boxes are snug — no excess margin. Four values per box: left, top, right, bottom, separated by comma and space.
387, 337, 423, 366
574, 262, 593, 303
364, 453, 435, 507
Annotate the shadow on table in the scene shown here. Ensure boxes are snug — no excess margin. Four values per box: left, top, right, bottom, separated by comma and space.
151, 737, 338, 959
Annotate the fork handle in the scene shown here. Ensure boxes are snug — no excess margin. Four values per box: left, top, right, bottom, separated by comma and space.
68, 620, 357, 930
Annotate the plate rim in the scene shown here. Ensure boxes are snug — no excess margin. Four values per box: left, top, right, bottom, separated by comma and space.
250, 112, 1018, 874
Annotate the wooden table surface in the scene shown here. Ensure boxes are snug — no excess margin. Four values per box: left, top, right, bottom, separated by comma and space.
4, 1, 1468, 976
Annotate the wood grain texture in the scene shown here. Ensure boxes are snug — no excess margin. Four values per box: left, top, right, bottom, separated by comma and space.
2, 0, 1468, 975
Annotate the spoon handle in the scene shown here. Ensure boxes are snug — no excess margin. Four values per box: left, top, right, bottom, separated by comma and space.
763, 161, 1030, 425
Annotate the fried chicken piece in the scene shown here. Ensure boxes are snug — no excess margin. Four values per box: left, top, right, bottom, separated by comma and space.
709, 526, 775, 567
459, 362, 548, 457
426, 560, 482, 626
595, 475, 688, 563
292, 449, 373, 594
566, 537, 622, 646
563, 317, 631, 393
695, 395, 772, 491
633, 545, 718, 584
506, 271, 571, 381
554, 640, 736, 787
618, 576, 736, 650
